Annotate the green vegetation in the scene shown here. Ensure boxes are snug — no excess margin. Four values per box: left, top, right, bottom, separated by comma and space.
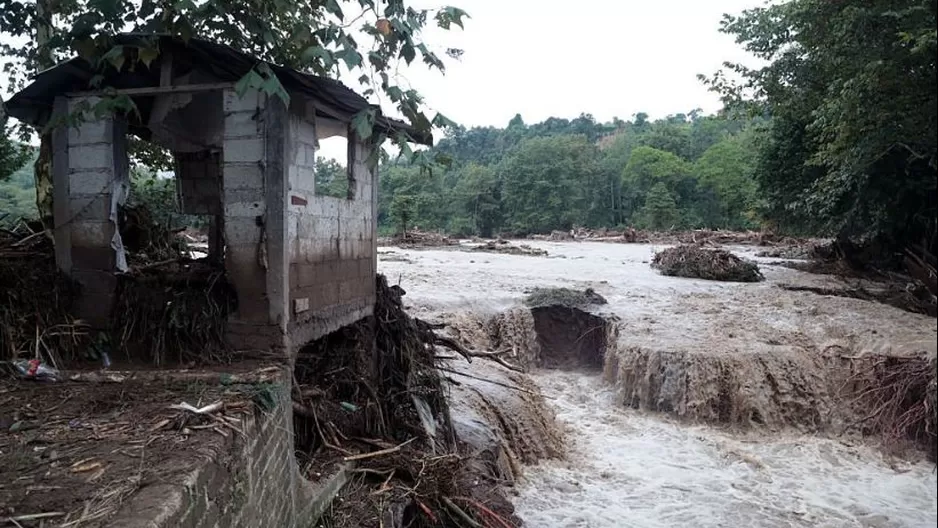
0, 148, 37, 225
704, 0, 936, 260
375, 112, 764, 236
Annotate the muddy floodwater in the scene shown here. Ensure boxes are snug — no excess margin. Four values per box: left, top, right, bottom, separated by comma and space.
378, 241, 937, 528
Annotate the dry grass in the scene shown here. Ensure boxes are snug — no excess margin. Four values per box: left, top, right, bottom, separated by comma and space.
113, 263, 235, 366
651, 245, 764, 283
0, 226, 89, 365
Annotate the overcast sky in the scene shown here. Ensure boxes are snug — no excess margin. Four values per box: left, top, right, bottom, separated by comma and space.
3, 0, 764, 158
378, 0, 763, 128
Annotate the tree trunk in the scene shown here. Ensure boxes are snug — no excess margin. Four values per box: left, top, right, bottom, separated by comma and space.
35, 0, 55, 230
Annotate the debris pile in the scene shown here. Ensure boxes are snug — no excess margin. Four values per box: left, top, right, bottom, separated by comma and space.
113, 261, 236, 366
382, 229, 459, 248
844, 353, 937, 460
294, 276, 522, 527
651, 245, 764, 282
472, 239, 548, 257
0, 224, 86, 364
523, 287, 607, 309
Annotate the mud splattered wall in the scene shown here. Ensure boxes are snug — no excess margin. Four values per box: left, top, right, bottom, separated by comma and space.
285, 113, 377, 347
220, 88, 286, 353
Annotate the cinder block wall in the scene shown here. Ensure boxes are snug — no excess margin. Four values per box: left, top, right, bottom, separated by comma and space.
221, 89, 290, 352
286, 114, 377, 347
53, 96, 129, 327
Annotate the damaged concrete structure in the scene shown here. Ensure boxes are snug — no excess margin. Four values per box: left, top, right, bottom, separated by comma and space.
6, 35, 430, 357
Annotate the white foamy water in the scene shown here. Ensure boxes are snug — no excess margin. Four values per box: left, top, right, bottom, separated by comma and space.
377, 241, 938, 528
513, 370, 937, 528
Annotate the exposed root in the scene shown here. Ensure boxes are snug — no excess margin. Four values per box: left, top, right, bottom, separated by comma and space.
295, 275, 524, 527
843, 354, 937, 460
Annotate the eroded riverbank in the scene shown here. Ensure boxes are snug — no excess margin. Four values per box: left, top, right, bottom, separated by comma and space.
378, 240, 937, 528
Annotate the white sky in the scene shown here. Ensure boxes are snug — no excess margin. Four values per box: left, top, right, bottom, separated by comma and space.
3, 0, 764, 160
381, 0, 762, 127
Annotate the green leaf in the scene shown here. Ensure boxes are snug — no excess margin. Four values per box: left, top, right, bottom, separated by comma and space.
234, 68, 265, 97
138, 46, 160, 68
336, 47, 363, 69
431, 112, 457, 130
301, 46, 335, 69
325, 0, 345, 18
400, 43, 416, 64
351, 109, 376, 140
102, 45, 126, 72
260, 72, 291, 105
435, 7, 469, 30
386, 85, 404, 102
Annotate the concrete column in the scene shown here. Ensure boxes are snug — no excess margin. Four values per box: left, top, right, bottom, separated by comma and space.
221, 88, 291, 356
222, 88, 269, 324
55, 96, 129, 327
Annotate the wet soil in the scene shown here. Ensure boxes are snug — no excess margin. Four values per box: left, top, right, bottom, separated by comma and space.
0, 364, 274, 525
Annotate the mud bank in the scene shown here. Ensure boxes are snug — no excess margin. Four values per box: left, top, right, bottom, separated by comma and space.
445, 305, 618, 372
447, 360, 564, 482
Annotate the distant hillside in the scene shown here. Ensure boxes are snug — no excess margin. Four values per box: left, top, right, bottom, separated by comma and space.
0, 154, 37, 225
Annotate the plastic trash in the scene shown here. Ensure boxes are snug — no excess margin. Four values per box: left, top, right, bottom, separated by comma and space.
13, 359, 60, 382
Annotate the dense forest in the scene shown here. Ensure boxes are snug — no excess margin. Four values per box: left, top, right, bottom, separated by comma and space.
373, 111, 762, 237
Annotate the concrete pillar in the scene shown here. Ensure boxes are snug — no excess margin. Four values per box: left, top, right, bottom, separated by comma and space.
221, 88, 290, 356
52, 96, 129, 327
222, 88, 269, 325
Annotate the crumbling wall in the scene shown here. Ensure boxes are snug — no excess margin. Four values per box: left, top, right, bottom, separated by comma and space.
286, 114, 376, 346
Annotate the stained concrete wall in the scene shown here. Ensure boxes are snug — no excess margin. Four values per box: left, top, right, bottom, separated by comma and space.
221, 90, 376, 354
105, 368, 348, 528
176, 150, 222, 216
285, 113, 377, 347
52, 96, 129, 327
221, 88, 287, 352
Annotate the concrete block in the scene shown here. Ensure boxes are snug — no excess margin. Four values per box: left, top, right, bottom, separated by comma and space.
321, 281, 339, 306
224, 110, 262, 139
69, 221, 112, 248
71, 245, 115, 269
67, 120, 110, 145
68, 143, 113, 171
68, 170, 113, 195
224, 200, 266, 218
293, 166, 315, 193
296, 264, 316, 288
225, 217, 262, 245
224, 89, 263, 113
223, 165, 265, 191
68, 194, 111, 222
338, 280, 354, 302
224, 137, 264, 163
293, 118, 316, 143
